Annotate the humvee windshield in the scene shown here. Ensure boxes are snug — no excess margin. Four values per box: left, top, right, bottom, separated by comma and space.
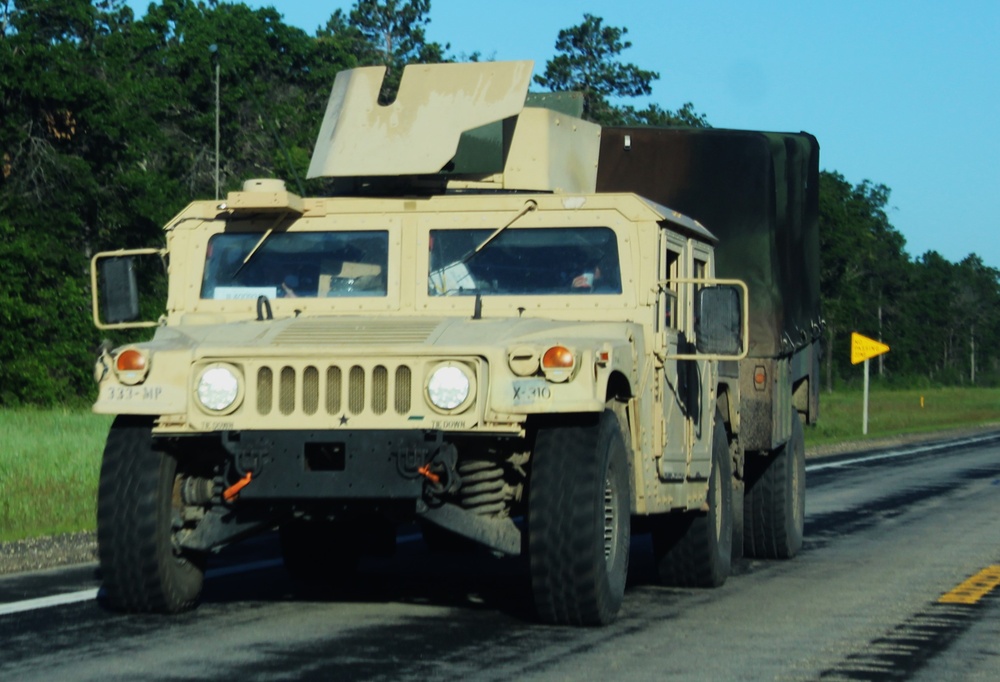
200, 231, 388, 299
429, 227, 621, 296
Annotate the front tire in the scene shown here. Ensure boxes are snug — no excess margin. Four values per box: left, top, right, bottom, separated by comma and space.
529, 410, 631, 626
97, 416, 205, 613
653, 412, 733, 587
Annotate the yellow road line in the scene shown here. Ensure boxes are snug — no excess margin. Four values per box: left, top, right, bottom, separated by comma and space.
938, 565, 1000, 605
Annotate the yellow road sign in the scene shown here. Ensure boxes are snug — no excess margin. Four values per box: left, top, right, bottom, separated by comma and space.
851, 332, 890, 365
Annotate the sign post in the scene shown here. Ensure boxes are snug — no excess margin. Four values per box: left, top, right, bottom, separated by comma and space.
851, 332, 891, 434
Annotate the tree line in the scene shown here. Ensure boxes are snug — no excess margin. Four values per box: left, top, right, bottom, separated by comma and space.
2, 0, 998, 405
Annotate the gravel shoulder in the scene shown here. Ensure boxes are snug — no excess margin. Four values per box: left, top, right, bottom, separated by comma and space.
3, 424, 998, 578
0, 531, 97, 577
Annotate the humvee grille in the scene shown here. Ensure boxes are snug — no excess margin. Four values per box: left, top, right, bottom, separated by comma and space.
257, 367, 273, 414
280, 367, 295, 415
348, 366, 365, 414
394, 366, 411, 414
303, 367, 319, 414
254, 363, 413, 418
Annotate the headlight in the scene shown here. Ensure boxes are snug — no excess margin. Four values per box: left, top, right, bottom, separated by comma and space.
426, 363, 475, 413
196, 364, 242, 413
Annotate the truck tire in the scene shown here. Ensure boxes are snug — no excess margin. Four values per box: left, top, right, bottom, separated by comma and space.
97, 416, 204, 613
529, 410, 631, 626
653, 412, 733, 587
743, 413, 805, 559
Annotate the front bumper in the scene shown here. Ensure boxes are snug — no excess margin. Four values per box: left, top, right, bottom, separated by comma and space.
214, 429, 450, 500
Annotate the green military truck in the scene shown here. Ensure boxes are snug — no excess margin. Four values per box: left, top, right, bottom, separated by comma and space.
596, 126, 821, 559
90, 61, 817, 626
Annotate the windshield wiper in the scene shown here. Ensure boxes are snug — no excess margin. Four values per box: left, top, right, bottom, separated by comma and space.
429, 201, 538, 297
230, 214, 287, 281
460, 199, 537, 266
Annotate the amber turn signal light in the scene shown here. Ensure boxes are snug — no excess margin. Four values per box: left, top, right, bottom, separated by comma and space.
116, 349, 147, 372
541, 345, 574, 369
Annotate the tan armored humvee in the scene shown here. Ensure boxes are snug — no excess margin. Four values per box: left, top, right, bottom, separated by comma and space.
91, 61, 756, 626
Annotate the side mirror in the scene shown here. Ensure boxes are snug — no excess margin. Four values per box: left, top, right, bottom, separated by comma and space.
696, 285, 742, 355
100, 257, 140, 324
91, 249, 165, 329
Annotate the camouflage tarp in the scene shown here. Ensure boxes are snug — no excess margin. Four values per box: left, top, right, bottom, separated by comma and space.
596, 128, 821, 358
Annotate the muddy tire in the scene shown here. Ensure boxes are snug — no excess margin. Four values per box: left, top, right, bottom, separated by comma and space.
743, 413, 806, 559
529, 410, 631, 626
653, 412, 733, 587
97, 416, 205, 613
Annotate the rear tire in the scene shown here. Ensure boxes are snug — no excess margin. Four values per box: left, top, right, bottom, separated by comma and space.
97, 416, 205, 613
653, 412, 733, 587
743, 413, 806, 559
529, 410, 631, 626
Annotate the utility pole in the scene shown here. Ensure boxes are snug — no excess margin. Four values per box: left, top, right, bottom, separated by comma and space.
971, 324, 976, 384
878, 304, 884, 377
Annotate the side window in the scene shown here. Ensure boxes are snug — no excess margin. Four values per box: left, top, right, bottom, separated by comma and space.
663, 249, 680, 330
693, 257, 707, 283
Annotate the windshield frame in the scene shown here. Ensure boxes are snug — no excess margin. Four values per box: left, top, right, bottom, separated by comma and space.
428, 226, 623, 297
183, 217, 403, 316
417, 213, 636, 315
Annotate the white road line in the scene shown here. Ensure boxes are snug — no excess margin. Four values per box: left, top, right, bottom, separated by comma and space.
0, 588, 100, 616
0, 558, 287, 617
806, 434, 998, 472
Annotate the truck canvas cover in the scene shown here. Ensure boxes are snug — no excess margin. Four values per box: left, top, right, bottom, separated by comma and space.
596, 128, 821, 358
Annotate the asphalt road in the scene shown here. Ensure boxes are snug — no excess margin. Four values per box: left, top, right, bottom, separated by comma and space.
2, 435, 999, 681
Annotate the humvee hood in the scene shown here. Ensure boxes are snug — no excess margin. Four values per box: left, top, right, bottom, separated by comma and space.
164, 315, 635, 354
426, 316, 636, 347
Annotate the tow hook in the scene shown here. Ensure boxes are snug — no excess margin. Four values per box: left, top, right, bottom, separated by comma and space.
223, 472, 253, 501
419, 443, 461, 496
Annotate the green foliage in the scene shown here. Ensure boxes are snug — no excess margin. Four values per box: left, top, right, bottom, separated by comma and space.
1, 0, 127, 405
0, 0, 359, 406
818, 171, 1000, 388
128, 0, 348, 201
533, 13, 706, 128
0, 3, 996, 408
534, 13, 657, 124
346, 0, 449, 103
617, 101, 711, 128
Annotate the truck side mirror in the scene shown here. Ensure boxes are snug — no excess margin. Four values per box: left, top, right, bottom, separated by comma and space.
696, 285, 742, 355
91, 248, 165, 329
100, 257, 140, 324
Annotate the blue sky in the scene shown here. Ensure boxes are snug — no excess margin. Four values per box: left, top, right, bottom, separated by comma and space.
129, 0, 1000, 269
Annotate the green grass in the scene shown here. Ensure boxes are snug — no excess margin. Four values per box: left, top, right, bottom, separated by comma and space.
2, 388, 999, 542
0, 409, 112, 543
806, 386, 1000, 447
